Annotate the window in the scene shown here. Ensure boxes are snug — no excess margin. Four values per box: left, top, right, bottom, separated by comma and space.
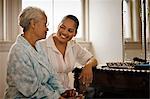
0, 0, 21, 42
0, 0, 88, 42
22, 0, 84, 39
122, 0, 150, 51
0, 0, 3, 41
122, 0, 149, 43
0, 0, 22, 52
122, 0, 150, 61
0, 0, 89, 52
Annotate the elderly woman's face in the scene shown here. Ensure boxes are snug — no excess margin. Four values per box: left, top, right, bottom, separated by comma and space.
34, 16, 48, 40
56, 18, 76, 43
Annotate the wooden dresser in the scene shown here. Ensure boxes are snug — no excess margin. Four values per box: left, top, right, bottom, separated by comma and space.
73, 66, 150, 98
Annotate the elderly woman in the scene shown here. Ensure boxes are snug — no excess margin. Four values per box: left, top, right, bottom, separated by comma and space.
5, 7, 76, 99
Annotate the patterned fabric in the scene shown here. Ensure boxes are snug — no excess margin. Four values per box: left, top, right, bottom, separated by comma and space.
5, 34, 65, 99
40, 33, 93, 89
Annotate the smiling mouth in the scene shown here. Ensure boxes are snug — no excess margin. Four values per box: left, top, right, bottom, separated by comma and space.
60, 34, 68, 39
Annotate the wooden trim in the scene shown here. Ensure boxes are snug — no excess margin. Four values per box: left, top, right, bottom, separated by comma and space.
124, 41, 142, 49
0, 42, 14, 52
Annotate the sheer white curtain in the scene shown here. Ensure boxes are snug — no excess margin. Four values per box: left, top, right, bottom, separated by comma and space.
0, 0, 21, 42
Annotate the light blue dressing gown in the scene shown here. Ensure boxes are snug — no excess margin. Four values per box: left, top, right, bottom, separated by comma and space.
5, 34, 66, 99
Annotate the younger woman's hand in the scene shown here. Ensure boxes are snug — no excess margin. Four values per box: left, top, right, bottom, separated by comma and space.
61, 89, 76, 98
79, 66, 93, 87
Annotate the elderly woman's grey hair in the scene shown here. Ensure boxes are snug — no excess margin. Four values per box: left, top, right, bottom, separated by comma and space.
19, 6, 47, 32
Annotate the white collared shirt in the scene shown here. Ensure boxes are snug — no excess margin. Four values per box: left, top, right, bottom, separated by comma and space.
40, 33, 93, 89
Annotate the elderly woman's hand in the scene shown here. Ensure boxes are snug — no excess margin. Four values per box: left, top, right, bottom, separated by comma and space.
79, 66, 93, 87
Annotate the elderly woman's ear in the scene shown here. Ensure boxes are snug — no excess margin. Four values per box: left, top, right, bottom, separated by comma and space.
29, 19, 36, 29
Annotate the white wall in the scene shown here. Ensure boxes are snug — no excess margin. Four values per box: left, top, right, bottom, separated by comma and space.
89, 0, 123, 64
0, 52, 8, 99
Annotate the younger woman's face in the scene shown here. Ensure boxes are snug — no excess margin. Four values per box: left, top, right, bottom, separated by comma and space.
56, 18, 77, 43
